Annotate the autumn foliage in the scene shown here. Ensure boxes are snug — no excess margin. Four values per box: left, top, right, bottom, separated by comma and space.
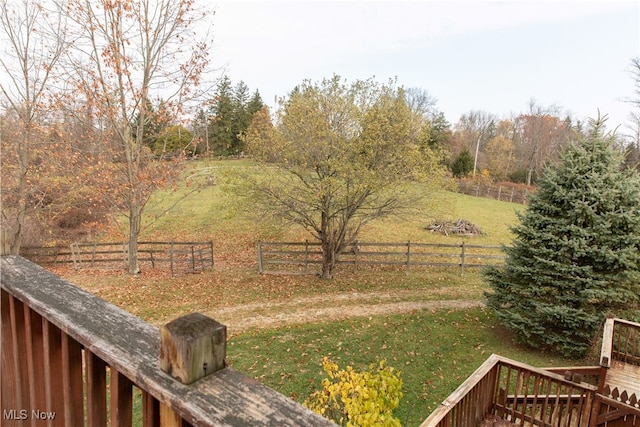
305, 357, 404, 427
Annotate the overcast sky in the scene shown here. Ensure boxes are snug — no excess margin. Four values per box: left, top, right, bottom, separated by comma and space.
209, 0, 639, 132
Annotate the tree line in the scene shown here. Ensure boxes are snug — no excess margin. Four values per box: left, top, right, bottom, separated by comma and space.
2, 0, 640, 277
0, 0, 262, 273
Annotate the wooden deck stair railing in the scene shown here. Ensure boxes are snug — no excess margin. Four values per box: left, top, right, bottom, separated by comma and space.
420, 354, 599, 427
0, 255, 336, 427
420, 317, 640, 427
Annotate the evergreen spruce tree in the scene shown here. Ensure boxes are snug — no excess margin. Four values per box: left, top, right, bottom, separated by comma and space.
208, 76, 235, 155
484, 118, 640, 358
451, 148, 474, 177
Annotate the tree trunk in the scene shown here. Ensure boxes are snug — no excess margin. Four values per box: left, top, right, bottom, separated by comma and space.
128, 198, 142, 275
10, 127, 32, 255
320, 239, 337, 279
321, 246, 336, 279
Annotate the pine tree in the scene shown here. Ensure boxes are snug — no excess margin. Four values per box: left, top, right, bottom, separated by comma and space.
484, 118, 640, 358
451, 148, 474, 177
208, 76, 234, 155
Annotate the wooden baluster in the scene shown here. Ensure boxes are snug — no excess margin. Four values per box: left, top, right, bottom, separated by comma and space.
142, 390, 160, 427
9, 294, 29, 414
61, 332, 83, 426
42, 319, 65, 426
24, 304, 46, 426
110, 370, 133, 427
1, 291, 16, 410
86, 350, 108, 427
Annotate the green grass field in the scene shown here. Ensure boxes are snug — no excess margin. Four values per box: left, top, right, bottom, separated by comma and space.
226, 307, 582, 426
61, 159, 585, 427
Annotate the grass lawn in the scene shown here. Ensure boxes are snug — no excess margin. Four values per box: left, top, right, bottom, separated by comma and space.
58, 159, 575, 427
227, 307, 579, 427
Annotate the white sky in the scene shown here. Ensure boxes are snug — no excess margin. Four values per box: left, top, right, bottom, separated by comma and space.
209, 0, 640, 132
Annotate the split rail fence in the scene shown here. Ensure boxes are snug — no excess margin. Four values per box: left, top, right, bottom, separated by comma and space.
457, 181, 532, 205
1, 255, 336, 427
21, 241, 214, 275
257, 240, 505, 275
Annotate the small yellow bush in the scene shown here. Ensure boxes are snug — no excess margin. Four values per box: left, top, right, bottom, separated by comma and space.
304, 357, 403, 427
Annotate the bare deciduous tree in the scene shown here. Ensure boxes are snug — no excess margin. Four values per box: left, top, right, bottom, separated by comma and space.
0, 0, 69, 253
453, 110, 496, 177
64, 0, 213, 273
513, 100, 572, 185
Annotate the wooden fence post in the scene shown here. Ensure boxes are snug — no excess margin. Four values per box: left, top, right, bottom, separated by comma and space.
460, 241, 466, 276
354, 240, 359, 273
71, 243, 80, 270
170, 242, 175, 276
91, 242, 97, 267
150, 250, 156, 269
406, 241, 411, 273
304, 240, 309, 274
257, 241, 263, 274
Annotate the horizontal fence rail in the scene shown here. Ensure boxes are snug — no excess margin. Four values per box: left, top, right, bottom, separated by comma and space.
0, 255, 336, 427
257, 240, 505, 275
457, 181, 533, 205
21, 241, 214, 275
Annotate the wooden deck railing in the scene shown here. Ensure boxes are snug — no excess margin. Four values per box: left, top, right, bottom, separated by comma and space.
601, 317, 640, 367
0, 255, 336, 427
421, 318, 640, 427
420, 354, 598, 427
599, 317, 640, 410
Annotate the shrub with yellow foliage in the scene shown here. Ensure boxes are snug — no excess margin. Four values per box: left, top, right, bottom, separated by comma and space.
305, 357, 403, 427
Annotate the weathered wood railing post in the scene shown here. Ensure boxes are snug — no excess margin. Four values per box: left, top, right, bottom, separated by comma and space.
600, 316, 614, 368
159, 313, 227, 426
160, 313, 227, 384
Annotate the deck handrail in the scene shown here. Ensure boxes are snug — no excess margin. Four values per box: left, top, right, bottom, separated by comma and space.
420, 354, 598, 427
1, 255, 335, 426
421, 354, 501, 427
600, 317, 640, 368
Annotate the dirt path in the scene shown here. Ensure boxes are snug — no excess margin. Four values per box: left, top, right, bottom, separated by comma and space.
203, 289, 484, 335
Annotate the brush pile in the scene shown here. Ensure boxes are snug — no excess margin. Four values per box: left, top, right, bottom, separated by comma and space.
426, 219, 483, 236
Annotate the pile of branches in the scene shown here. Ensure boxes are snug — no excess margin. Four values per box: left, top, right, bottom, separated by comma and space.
426, 219, 483, 236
